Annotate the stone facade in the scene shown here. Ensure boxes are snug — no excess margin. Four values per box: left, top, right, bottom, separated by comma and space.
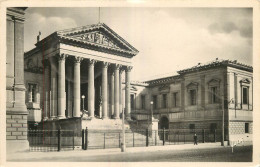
6, 7, 29, 152
6, 115, 28, 140
23, 23, 253, 145
130, 59, 253, 143
24, 23, 139, 131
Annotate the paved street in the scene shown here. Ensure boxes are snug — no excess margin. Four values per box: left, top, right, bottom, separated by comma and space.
6, 143, 252, 162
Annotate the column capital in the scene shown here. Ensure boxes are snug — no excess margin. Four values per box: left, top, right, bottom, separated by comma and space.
125, 66, 133, 72
114, 64, 122, 70
74, 56, 83, 63
102, 62, 110, 68
119, 68, 124, 74
57, 53, 68, 61
89, 59, 97, 66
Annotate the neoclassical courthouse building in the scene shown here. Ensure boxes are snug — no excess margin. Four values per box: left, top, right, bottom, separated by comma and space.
6, 8, 253, 152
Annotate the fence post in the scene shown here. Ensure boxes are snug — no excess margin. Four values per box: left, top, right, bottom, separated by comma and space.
214, 129, 216, 143
72, 131, 75, 150
82, 129, 85, 149
85, 128, 88, 150
133, 132, 135, 147
184, 131, 186, 144
178, 131, 179, 144
202, 129, 205, 143
104, 133, 106, 149
58, 129, 61, 152
163, 128, 165, 146
146, 129, 149, 147
119, 132, 121, 148
155, 130, 157, 146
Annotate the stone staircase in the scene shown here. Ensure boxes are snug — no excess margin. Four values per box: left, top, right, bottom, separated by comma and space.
84, 119, 163, 149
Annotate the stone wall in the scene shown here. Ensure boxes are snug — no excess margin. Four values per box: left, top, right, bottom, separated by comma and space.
6, 114, 28, 140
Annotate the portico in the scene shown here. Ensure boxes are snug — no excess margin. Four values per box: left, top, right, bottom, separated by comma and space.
37, 23, 138, 123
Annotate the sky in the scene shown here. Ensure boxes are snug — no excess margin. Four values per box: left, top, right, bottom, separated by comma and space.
24, 7, 253, 81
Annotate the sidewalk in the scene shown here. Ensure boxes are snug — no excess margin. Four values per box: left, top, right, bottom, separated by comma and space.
6, 142, 231, 161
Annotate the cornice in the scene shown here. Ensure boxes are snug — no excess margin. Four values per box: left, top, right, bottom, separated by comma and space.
6, 7, 26, 22
178, 59, 253, 75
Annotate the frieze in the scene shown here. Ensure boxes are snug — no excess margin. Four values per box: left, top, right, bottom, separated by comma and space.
158, 84, 170, 91
77, 31, 120, 49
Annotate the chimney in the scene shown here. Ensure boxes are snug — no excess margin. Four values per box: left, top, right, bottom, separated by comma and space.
37, 31, 41, 43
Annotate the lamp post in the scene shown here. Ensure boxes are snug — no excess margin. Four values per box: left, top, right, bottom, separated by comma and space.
221, 94, 224, 146
81, 95, 85, 111
150, 101, 154, 122
121, 108, 126, 152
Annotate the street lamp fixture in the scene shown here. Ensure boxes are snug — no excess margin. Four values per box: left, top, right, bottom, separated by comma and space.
150, 101, 154, 122
81, 95, 85, 111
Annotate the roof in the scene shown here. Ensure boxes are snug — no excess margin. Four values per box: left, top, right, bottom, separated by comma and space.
31, 23, 138, 58
177, 59, 253, 74
145, 75, 181, 85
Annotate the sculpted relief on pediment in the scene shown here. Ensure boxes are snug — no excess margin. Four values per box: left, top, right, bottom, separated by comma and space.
72, 31, 122, 50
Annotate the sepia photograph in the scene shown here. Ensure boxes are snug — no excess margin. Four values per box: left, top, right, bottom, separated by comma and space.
1, 1, 259, 166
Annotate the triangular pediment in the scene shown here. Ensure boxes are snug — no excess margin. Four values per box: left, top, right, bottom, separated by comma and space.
130, 86, 138, 91
186, 82, 198, 89
208, 78, 220, 86
240, 78, 251, 84
57, 23, 138, 57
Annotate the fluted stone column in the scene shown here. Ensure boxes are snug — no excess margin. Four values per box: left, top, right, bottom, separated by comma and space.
58, 54, 66, 119
114, 64, 121, 119
43, 60, 49, 121
125, 66, 132, 120
50, 57, 58, 119
88, 59, 96, 118
102, 62, 109, 119
119, 69, 123, 116
73, 57, 82, 117
109, 70, 115, 118
66, 63, 73, 118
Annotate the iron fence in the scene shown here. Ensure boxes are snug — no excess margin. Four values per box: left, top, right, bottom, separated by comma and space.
28, 128, 223, 151
28, 129, 81, 151
83, 128, 222, 150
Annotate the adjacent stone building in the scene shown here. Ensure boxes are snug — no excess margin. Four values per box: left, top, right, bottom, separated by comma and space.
6, 7, 29, 152
131, 59, 253, 143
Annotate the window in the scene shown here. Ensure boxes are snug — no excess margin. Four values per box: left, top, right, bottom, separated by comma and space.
210, 87, 218, 103
162, 94, 167, 108
28, 83, 37, 102
210, 123, 217, 133
245, 123, 249, 133
242, 87, 248, 104
153, 95, 157, 109
141, 95, 145, 109
190, 89, 197, 105
172, 92, 178, 107
189, 124, 195, 132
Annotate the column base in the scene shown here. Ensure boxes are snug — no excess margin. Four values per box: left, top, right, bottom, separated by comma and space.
49, 116, 57, 120
43, 117, 48, 121
57, 115, 66, 119
126, 117, 131, 121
